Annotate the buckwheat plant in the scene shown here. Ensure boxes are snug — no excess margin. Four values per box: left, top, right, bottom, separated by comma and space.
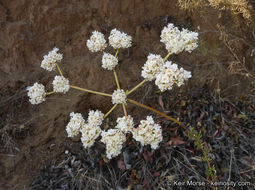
27, 24, 198, 160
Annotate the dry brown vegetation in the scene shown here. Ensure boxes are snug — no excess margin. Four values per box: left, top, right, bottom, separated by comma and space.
178, 0, 253, 21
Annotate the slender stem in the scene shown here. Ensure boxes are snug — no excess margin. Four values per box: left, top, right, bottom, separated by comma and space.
104, 104, 118, 119
126, 79, 146, 95
125, 52, 170, 96
122, 103, 128, 117
70, 85, 112, 97
46, 91, 55, 95
115, 48, 119, 57
112, 49, 127, 117
113, 68, 121, 89
56, 63, 63, 76
127, 98, 187, 129
163, 52, 171, 62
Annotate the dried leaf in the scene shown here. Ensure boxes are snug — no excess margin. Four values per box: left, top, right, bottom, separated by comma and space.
180, 100, 186, 107
158, 95, 165, 111
117, 160, 126, 171
153, 171, 161, 177
170, 137, 186, 146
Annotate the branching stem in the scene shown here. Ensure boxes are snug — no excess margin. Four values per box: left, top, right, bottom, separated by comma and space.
70, 85, 112, 97
127, 98, 187, 129
104, 104, 118, 118
56, 63, 63, 76
113, 68, 121, 89
126, 79, 146, 95
46, 91, 55, 95
163, 52, 171, 62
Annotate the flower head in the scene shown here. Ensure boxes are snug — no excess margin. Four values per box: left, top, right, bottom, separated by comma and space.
102, 53, 118, 70
66, 112, 85, 138
80, 124, 101, 148
160, 23, 180, 45
101, 129, 126, 159
87, 31, 107, 52
41, 47, 63, 71
141, 54, 164, 81
109, 29, 132, 49
132, 116, 163, 149
116, 115, 134, 133
160, 23, 198, 54
52, 75, 70, 93
180, 29, 198, 53
27, 82, 46, 105
87, 110, 104, 127
112, 89, 127, 104
155, 61, 191, 92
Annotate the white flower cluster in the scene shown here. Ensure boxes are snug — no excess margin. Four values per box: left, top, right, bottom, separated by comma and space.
116, 115, 134, 134
109, 29, 132, 49
155, 61, 192, 92
41, 47, 63, 71
160, 23, 198, 55
87, 110, 104, 127
132, 116, 163, 149
79, 110, 104, 148
101, 129, 126, 159
27, 82, 46, 105
52, 75, 70, 93
80, 124, 101, 148
141, 54, 164, 81
111, 89, 127, 104
86, 31, 107, 52
181, 29, 199, 53
66, 110, 104, 148
102, 53, 118, 70
66, 112, 85, 138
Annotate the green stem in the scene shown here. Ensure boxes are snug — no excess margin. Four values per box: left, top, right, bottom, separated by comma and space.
56, 63, 63, 76
104, 104, 118, 118
113, 68, 121, 89
115, 48, 119, 57
70, 85, 112, 97
122, 103, 128, 117
46, 91, 55, 95
126, 79, 146, 95
127, 98, 187, 129
163, 52, 171, 62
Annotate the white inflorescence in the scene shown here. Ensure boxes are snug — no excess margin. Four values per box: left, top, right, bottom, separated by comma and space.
160, 23, 180, 45
115, 115, 134, 134
87, 109, 104, 127
87, 31, 107, 52
155, 61, 192, 92
111, 89, 127, 104
52, 75, 70, 93
180, 29, 198, 53
101, 129, 126, 159
41, 47, 63, 71
132, 116, 163, 149
109, 29, 132, 49
102, 53, 118, 70
27, 82, 46, 105
80, 123, 102, 148
160, 23, 198, 55
141, 54, 164, 81
66, 112, 85, 138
